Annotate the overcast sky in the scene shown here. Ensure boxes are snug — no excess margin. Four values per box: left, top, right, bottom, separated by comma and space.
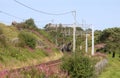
0, 0, 120, 30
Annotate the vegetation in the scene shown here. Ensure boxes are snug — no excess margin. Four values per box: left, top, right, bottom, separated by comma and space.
98, 54, 120, 78
44, 23, 87, 52
7, 68, 46, 78
96, 27, 120, 58
95, 27, 120, 78
15, 18, 37, 30
0, 20, 62, 71
0, 18, 120, 78
6, 67, 60, 78
25, 18, 37, 29
0, 27, 7, 47
18, 31, 36, 49
60, 27, 120, 78
61, 53, 95, 78
94, 30, 102, 44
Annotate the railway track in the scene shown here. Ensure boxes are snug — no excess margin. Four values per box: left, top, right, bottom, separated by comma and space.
0, 59, 62, 77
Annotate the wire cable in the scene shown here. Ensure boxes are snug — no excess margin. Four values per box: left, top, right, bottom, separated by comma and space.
0, 10, 55, 23
34, 19, 53, 22
0, 10, 24, 20
14, 0, 72, 15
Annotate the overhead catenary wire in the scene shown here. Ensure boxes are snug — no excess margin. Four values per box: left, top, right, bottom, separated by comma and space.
0, 10, 24, 20
34, 19, 54, 23
0, 20, 12, 23
14, 0, 72, 15
0, 10, 54, 23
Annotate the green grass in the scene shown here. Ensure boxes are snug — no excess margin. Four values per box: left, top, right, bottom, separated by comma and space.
0, 23, 19, 40
98, 54, 120, 78
38, 29, 53, 42
0, 23, 62, 71
0, 46, 47, 70
0, 46, 62, 70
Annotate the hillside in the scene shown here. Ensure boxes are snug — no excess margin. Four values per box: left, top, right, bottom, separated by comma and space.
0, 23, 62, 71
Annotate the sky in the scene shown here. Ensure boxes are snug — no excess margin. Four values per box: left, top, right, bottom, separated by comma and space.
0, 0, 120, 30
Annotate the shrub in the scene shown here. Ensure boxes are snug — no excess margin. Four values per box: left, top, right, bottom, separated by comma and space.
18, 31, 36, 49
61, 53, 95, 78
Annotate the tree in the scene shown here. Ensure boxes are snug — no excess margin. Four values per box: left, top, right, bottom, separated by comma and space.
94, 30, 102, 44
76, 27, 83, 31
44, 23, 52, 31
85, 28, 92, 34
25, 18, 37, 29
98, 27, 120, 57
15, 18, 37, 30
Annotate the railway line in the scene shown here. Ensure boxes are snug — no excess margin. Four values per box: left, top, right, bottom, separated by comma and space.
0, 59, 62, 77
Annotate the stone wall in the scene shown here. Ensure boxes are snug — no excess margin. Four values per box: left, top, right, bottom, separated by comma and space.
95, 59, 108, 75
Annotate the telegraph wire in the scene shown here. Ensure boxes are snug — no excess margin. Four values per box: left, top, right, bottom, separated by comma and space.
14, 0, 72, 15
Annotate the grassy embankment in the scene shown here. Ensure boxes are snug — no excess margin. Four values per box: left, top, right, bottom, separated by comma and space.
98, 54, 120, 78
0, 23, 63, 71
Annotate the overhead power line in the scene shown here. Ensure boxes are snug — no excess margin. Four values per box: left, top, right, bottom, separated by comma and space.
35, 19, 53, 22
0, 10, 53, 23
14, 0, 72, 15
0, 10, 24, 20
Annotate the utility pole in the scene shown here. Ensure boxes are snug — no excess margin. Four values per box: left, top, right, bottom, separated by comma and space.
91, 24, 94, 55
84, 20, 88, 53
72, 11, 76, 52
52, 20, 58, 46
65, 26, 67, 36
82, 19, 88, 53
86, 33, 88, 53
56, 24, 58, 46
85, 24, 88, 53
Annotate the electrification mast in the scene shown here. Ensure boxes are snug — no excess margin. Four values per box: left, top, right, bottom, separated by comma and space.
72, 11, 76, 52
91, 24, 94, 55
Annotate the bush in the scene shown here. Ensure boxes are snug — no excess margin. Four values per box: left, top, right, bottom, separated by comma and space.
61, 53, 95, 78
18, 31, 36, 49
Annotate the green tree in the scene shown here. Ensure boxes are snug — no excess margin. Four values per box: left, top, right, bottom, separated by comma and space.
98, 27, 120, 57
16, 18, 37, 30
94, 30, 102, 44
25, 18, 37, 29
